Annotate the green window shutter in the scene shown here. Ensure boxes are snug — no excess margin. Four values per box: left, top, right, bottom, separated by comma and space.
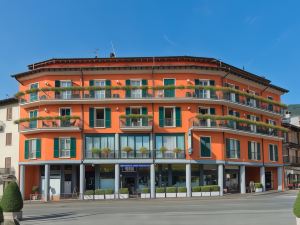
54, 138, 59, 158
159, 107, 164, 127
70, 138, 76, 158
105, 108, 111, 128
209, 80, 216, 98
89, 108, 95, 128
164, 79, 175, 97
142, 107, 148, 126
195, 79, 200, 97
105, 80, 111, 98
275, 145, 278, 161
257, 143, 261, 160
237, 140, 240, 158
89, 80, 95, 98
36, 139, 41, 158
201, 137, 211, 157
175, 107, 181, 127
269, 145, 273, 161
125, 107, 130, 126
210, 108, 216, 115
229, 110, 234, 115
125, 80, 131, 98
25, 140, 29, 159
248, 141, 252, 160
226, 139, 230, 158
142, 80, 148, 97
55, 80, 61, 98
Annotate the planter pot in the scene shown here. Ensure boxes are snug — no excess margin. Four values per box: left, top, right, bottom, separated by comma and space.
255, 188, 263, 193
296, 217, 300, 225
192, 192, 202, 197
156, 193, 165, 198
119, 194, 129, 199
177, 192, 187, 198
3, 211, 23, 221
201, 192, 211, 197
210, 191, 220, 196
166, 193, 177, 198
141, 193, 151, 199
105, 194, 115, 200
94, 195, 105, 200
84, 195, 94, 200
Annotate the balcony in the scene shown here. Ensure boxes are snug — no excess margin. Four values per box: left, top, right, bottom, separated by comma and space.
284, 156, 300, 166
0, 168, 15, 176
119, 116, 153, 131
19, 119, 82, 134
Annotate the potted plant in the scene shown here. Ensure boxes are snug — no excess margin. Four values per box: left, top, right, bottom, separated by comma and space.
201, 185, 220, 197
101, 147, 111, 158
141, 188, 150, 199
0, 182, 23, 221
192, 186, 202, 197
155, 187, 165, 198
159, 146, 168, 157
94, 189, 105, 200
105, 189, 115, 200
293, 192, 300, 225
91, 148, 101, 158
122, 146, 133, 157
177, 187, 187, 197
119, 188, 129, 199
254, 183, 263, 193
139, 147, 149, 157
166, 187, 177, 198
31, 186, 39, 200
84, 190, 94, 200
173, 147, 182, 158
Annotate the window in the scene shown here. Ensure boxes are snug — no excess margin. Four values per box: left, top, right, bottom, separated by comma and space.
247, 90, 257, 107
5, 133, 12, 146
95, 108, 105, 128
200, 136, 211, 157
61, 81, 72, 99
195, 79, 215, 99
155, 134, 184, 152
89, 107, 111, 128
248, 141, 261, 160
159, 107, 181, 127
5, 157, 11, 169
226, 83, 237, 102
164, 78, 175, 97
86, 135, 115, 158
198, 107, 215, 126
28, 139, 37, 159
268, 96, 274, 111
29, 110, 38, 128
131, 80, 142, 98
249, 115, 257, 132
164, 107, 175, 127
228, 110, 240, 129
60, 108, 71, 127
267, 119, 276, 134
120, 135, 150, 158
198, 80, 210, 98
6, 107, 12, 121
94, 80, 106, 99
269, 144, 278, 161
226, 138, 240, 159
59, 138, 71, 158
25, 139, 41, 159
29, 83, 39, 102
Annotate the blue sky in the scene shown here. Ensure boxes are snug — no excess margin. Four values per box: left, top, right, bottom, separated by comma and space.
0, 0, 299, 104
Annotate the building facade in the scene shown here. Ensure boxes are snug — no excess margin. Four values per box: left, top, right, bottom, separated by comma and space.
13, 56, 288, 200
0, 98, 19, 195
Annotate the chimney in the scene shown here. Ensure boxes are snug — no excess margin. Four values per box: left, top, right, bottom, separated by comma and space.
110, 52, 116, 58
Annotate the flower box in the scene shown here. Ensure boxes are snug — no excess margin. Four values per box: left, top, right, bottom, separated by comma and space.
177, 192, 187, 198
201, 192, 211, 197
156, 193, 165, 198
166, 193, 177, 198
210, 191, 220, 196
141, 193, 151, 199
84, 195, 94, 200
119, 194, 129, 199
105, 194, 115, 200
255, 188, 263, 193
192, 192, 202, 197
94, 195, 105, 200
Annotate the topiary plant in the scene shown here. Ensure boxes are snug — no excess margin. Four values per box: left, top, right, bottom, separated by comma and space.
0, 182, 23, 212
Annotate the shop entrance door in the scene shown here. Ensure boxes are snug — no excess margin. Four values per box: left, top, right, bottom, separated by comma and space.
265, 171, 273, 190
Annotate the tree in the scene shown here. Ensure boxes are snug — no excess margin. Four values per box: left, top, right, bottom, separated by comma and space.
0, 182, 23, 212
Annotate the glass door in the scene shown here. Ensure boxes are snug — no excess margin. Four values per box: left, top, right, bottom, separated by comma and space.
61, 81, 72, 99
95, 80, 106, 99
29, 110, 38, 128
131, 80, 142, 98
130, 108, 142, 127
199, 80, 210, 99
29, 83, 38, 102
60, 108, 71, 127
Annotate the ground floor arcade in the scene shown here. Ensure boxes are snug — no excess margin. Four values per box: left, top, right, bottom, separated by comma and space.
19, 162, 284, 201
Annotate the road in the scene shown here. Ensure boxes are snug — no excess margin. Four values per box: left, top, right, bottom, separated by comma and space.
21, 191, 297, 225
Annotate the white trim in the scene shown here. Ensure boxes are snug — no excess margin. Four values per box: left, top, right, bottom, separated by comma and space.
29, 82, 39, 101
58, 137, 71, 159
163, 106, 176, 127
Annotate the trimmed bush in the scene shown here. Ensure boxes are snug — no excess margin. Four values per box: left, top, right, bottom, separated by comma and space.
141, 188, 149, 193
0, 182, 23, 212
156, 187, 165, 193
294, 192, 300, 218
200, 185, 220, 192
105, 189, 114, 195
178, 187, 187, 193
166, 187, 176, 193
119, 188, 129, 194
192, 186, 201, 192
254, 183, 263, 189
84, 190, 94, 195
94, 189, 105, 195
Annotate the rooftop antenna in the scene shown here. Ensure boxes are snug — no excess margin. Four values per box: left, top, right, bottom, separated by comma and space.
110, 41, 116, 57
93, 48, 99, 58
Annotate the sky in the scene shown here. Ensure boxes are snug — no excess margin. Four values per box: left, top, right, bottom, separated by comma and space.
0, 0, 299, 104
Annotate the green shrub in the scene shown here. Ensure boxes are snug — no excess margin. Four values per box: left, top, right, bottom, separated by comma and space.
255, 183, 263, 188
105, 189, 114, 195
0, 182, 23, 212
119, 188, 129, 194
200, 185, 220, 192
178, 187, 187, 193
294, 192, 300, 218
192, 186, 201, 192
156, 187, 165, 193
166, 187, 176, 193
94, 189, 105, 195
84, 190, 94, 195
142, 188, 149, 193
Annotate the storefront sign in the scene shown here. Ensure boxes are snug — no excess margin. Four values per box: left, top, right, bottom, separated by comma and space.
120, 164, 150, 172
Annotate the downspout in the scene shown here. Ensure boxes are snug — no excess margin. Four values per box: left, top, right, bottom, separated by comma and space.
80, 69, 84, 162
151, 57, 155, 162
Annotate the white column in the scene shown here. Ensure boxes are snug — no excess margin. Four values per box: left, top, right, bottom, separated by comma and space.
115, 164, 120, 198
218, 164, 224, 196
150, 163, 155, 198
79, 163, 85, 200
19, 165, 25, 199
260, 166, 266, 192
44, 164, 50, 202
278, 166, 283, 192
240, 165, 246, 194
186, 163, 192, 197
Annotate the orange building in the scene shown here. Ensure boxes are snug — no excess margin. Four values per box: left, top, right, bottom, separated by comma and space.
13, 56, 288, 200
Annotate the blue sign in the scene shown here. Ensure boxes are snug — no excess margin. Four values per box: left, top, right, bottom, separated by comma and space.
120, 164, 150, 168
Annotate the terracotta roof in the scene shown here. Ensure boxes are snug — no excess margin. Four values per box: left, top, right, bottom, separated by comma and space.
0, 97, 18, 106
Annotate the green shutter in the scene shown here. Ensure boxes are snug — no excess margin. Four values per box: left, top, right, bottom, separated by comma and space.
89, 108, 95, 128
164, 79, 175, 97
142, 107, 148, 126
105, 108, 111, 128
226, 139, 230, 158
159, 107, 164, 127
125, 107, 130, 126
209, 80, 216, 98
125, 80, 131, 98
237, 140, 240, 158
269, 145, 273, 161
25, 140, 29, 159
142, 80, 148, 97
275, 145, 278, 161
54, 138, 59, 158
257, 143, 261, 160
36, 139, 41, 158
248, 141, 252, 160
70, 138, 76, 158
210, 108, 215, 115
201, 137, 211, 157
195, 79, 200, 97
89, 80, 95, 98
175, 107, 181, 127
105, 80, 111, 98
55, 80, 61, 98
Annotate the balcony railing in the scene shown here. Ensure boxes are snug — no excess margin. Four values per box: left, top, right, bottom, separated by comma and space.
0, 168, 15, 176
119, 118, 153, 130
19, 119, 82, 132
284, 156, 300, 165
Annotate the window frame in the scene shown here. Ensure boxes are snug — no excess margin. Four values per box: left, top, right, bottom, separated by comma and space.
28, 138, 37, 160
164, 106, 176, 127
59, 137, 71, 158
5, 133, 12, 146
227, 138, 239, 159
200, 136, 211, 158
94, 107, 105, 128
6, 107, 12, 121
